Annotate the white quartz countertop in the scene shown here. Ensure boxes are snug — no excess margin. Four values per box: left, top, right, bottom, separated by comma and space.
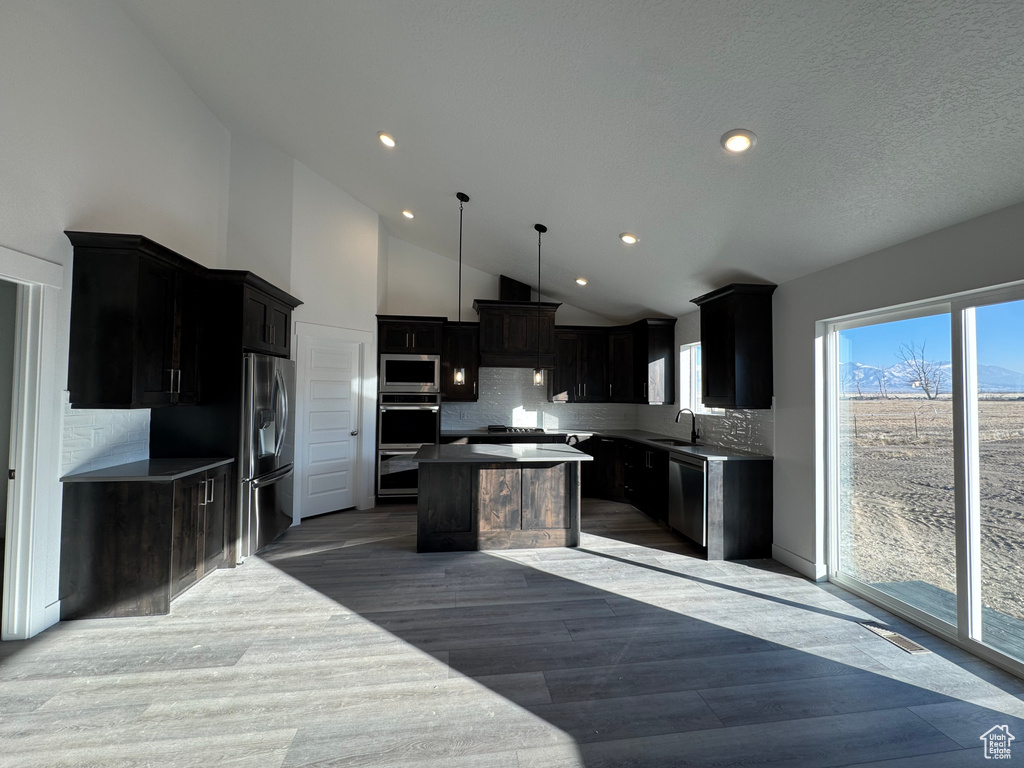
413, 443, 593, 464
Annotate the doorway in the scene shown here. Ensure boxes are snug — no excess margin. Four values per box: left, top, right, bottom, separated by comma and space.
293, 321, 376, 521
0, 279, 17, 605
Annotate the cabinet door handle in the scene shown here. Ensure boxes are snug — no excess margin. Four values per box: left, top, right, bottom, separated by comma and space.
473, 381, 477, 395
412, 333, 416, 348
609, 384, 612, 397
643, 382, 647, 399
206, 477, 215, 504
168, 369, 175, 394
405, 332, 410, 348
177, 369, 183, 394
583, 383, 587, 397
198, 479, 208, 506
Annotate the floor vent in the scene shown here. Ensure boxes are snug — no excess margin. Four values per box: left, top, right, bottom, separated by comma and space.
859, 621, 931, 654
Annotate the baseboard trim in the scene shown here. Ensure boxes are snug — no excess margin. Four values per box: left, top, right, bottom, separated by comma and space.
772, 544, 827, 582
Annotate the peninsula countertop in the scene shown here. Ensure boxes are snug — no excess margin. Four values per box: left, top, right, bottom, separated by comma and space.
60, 457, 234, 483
413, 443, 593, 464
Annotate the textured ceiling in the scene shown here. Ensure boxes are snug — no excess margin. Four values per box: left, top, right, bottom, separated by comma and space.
116, 0, 1024, 322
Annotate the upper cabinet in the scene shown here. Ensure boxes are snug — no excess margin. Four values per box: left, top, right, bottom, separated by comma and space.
67, 231, 302, 410
377, 316, 444, 355
66, 232, 205, 409
242, 285, 292, 357
692, 283, 776, 409
630, 318, 676, 405
441, 322, 480, 401
550, 328, 608, 403
473, 300, 559, 368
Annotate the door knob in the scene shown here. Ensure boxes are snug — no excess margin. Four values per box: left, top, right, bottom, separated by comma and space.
350, 430, 359, 436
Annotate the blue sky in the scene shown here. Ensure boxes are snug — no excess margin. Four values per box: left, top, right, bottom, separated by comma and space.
838, 299, 1024, 374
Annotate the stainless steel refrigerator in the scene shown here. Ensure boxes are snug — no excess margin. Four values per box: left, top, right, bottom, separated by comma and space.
239, 352, 296, 560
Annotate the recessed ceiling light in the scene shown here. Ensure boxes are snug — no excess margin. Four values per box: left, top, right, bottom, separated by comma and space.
378, 132, 396, 148
619, 233, 638, 245
576, 277, 588, 286
402, 210, 414, 219
721, 129, 756, 153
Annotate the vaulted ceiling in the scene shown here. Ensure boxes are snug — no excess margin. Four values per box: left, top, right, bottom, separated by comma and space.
117, 0, 1024, 322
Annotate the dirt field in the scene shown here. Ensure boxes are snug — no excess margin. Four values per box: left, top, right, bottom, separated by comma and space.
837, 397, 1024, 635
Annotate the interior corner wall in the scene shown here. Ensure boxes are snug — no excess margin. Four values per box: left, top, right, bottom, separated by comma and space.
377, 219, 390, 313
0, 0, 231, 638
386, 235, 614, 325
773, 200, 1024, 579
226, 134, 294, 288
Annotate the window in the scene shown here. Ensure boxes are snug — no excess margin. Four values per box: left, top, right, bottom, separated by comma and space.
825, 285, 1024, 676
679, 343, 702, 411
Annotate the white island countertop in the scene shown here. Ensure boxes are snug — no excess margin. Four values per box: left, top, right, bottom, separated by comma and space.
413, 443, 593, 464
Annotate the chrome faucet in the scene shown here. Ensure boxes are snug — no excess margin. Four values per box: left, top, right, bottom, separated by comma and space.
675, 408, 700, 444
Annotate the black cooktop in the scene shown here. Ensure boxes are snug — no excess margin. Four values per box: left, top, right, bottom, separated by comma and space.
487, 425, 545, 434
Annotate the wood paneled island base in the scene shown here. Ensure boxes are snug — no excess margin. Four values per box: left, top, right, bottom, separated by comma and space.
413, 443, 592, 552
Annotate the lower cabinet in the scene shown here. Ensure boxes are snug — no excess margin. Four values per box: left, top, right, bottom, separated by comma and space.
60, 460, 233, 619
580, 435, 773, 560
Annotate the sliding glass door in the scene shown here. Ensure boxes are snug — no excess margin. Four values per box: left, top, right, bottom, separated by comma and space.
828, 288, 1024, 673
833, 311, 957, 627
975, 299, 1024, 662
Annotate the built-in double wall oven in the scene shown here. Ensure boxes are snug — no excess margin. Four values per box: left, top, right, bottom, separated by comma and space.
376, 366, 441, 497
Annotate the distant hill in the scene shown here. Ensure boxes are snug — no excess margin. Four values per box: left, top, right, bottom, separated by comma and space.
840, 361, 1024, 395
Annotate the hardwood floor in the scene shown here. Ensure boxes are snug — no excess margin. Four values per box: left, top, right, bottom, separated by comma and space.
3, 500, 1024, 766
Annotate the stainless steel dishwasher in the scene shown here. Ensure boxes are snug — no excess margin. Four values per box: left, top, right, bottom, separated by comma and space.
668, 454, 706, 545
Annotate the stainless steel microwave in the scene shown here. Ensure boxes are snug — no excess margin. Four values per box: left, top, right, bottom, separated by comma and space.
379, 354, 441, 393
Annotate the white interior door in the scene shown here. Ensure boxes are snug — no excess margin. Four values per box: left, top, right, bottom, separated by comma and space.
294, 334, 361, 519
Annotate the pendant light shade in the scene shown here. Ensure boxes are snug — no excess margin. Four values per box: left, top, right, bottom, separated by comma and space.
533, 223, 547, 387
454, 193, 469, 386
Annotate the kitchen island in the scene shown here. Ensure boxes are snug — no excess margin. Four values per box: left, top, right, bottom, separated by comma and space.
413, 443, 592, 553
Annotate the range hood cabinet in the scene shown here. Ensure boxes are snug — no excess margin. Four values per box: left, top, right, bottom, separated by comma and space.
473, 299, 560, 368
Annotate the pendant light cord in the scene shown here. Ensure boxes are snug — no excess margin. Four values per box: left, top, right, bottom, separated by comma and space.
458, 198, 464, 325
537, 226, 543, 373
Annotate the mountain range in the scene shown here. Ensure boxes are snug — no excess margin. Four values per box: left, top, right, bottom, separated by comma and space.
840, 361, 1024, 394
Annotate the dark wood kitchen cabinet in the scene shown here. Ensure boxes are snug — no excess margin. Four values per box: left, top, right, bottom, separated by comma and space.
377, 316, 444, 355
607, 319, 676, 404
66, 231, 204, 408
630, 444, 669, 522
441, 322, 480, 401
692, 283, 776, 409
242, 285, 293, 357
473, 299, 559, 368
60, 458, 233, 619
550, 327, 608, 403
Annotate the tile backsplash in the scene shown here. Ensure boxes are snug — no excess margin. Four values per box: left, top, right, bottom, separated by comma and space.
637, 403, 774, 455
61, 391, 150, 475
442, 368, 638, 432
442, 368, 774, 454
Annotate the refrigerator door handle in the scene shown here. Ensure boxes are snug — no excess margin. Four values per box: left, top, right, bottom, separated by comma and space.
274, 365, 288, 460
252, 464, 294, 489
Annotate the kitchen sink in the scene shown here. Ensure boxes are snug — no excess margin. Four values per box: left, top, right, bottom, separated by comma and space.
650, 438, 696, 446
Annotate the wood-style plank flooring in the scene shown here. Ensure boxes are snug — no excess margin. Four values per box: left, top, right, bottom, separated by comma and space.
3, 500, 1024, 766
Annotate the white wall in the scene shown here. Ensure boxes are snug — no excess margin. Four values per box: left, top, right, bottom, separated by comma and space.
386, 236, 614, 325
0, 280, 16, 532
0, 0, 231, 637
226, 133, 294, 288
291, 162, 380, 332
773, 200, 1024, 580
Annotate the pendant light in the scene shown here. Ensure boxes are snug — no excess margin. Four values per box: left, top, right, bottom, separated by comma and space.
533, 223, 547, 387
453, 192, 470, 386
